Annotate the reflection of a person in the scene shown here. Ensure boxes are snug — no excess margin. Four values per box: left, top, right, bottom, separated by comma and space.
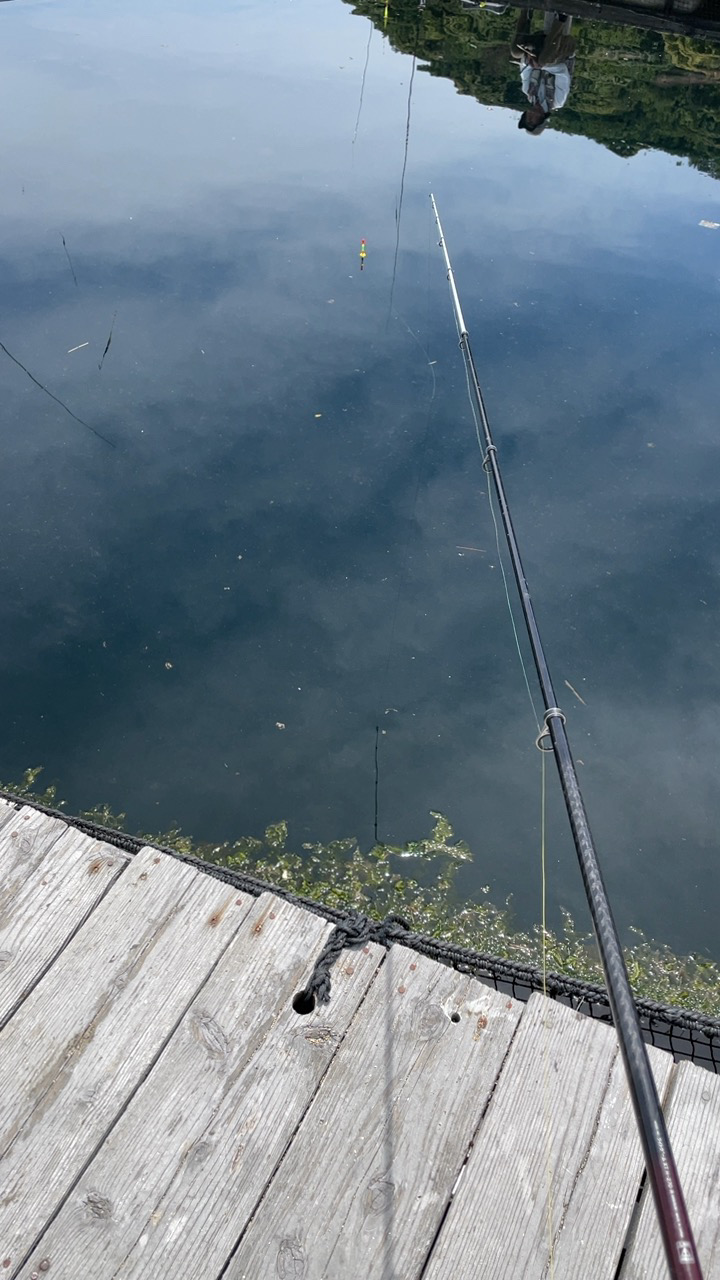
511, 9, 577, 135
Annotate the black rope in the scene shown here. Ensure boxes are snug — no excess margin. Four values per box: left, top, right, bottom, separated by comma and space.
2, 785, 720, 1057
297, 913, 410, 1007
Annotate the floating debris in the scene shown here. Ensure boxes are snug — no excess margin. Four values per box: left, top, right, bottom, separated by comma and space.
0, 339, 115, 447
564, 679, 587, 706
61, 233, 78, 287
98, 311, 117, 372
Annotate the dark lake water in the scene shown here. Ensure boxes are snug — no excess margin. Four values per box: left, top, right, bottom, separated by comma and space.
1, 0, 720, 960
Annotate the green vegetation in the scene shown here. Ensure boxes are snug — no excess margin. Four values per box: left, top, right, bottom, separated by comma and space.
347, 0, 720, 177
4, 767, 720, 1016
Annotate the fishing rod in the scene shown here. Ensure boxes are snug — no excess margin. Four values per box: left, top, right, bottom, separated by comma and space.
429, 193, 702, 1280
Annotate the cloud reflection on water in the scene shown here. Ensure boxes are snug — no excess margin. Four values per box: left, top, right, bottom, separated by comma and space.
0, 0, 719, 957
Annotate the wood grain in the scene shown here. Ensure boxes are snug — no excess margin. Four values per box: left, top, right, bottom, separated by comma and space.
549, 1038, 673, 1278
489, 0, 720, 42
0, 795, 18, 831
1, 803, 711, 1280
620, 1060, 720, 1279
18, 893, 384, 1280
0, 819, 128, 1028
422, 993, 625, 1279
0, 845, 253, 1275
0, 804, 72, 920
225, 946, 523, 1280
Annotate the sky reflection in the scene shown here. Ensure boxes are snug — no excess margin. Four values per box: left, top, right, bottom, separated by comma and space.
0, 0, 719, 959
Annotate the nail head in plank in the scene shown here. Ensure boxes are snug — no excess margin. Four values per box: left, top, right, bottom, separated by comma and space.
422, 992, 623, 1280
226, 946, 523, 1280
18, 892, 384, 1280
620, 1060, 720, 1279
0, 827, 128, 1027
0, 845, 254, 1273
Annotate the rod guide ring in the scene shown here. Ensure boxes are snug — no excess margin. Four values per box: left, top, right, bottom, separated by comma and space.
482, 444, 497, 473
535, 706, 566, 752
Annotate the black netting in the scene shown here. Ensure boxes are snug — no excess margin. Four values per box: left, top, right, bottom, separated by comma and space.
3, 787, 719, 1071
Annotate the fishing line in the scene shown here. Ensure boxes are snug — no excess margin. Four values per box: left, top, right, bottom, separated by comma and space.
393, 311, 437, 403
452, 263, 540, 727
541, 753, 548, 996
378, 311, 437, 651
386, 40, 417, 328
430, 191, 703, 1280
540, 750, 556, 1280
455, 232, 553, 1264
372, 201, 436, 845
352, 22, 373, 151
372, 331, 435, 844
0, 340, 116, 448
374, 724, 381, 843
458, 330, 540, 730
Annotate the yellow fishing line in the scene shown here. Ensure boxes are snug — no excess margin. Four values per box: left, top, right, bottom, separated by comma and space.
542, 752, 548, 998
541, 751, 555, 1280
453, 209, 556, 1273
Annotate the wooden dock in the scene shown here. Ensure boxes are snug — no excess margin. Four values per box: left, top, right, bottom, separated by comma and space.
465, 0, 720, 42
1, 795, 719, 1279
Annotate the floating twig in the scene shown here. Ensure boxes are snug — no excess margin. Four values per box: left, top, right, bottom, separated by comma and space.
61, 234, 78, 287
67, 342, 89, 354
564, 679, 587, 706
98, 311, 117, 372
0, 340, 115, 448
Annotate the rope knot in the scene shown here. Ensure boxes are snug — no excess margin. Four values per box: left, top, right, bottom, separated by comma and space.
298, 912, 411, 1008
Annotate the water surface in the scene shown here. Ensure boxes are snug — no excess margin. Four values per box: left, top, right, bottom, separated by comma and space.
1, 0, 719, 959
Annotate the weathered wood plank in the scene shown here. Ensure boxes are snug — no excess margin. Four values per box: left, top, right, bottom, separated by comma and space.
0, 805, 73, 916
620, 1060, 720, 1279
421, 993, 625, 1280
0, 795, 19, 831
225, 947, 523, 1280
0, 826, 128, 1029
486, 0, 720, 42
549, 1039, 673, 1278
0, 846, 253, 1276
17, 894, 384, 1280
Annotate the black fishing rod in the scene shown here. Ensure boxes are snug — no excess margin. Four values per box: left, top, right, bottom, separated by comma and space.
430, 193, 702, 1280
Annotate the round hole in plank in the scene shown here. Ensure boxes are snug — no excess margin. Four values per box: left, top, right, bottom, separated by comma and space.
450, 1012, 461, 1023
292, 989, 316, 1015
